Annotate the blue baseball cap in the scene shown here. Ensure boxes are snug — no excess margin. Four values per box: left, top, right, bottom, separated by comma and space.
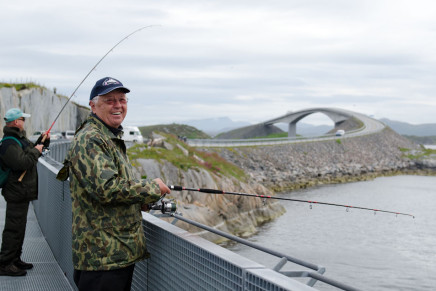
4, 108, 31, 123
90, 77, 130, 100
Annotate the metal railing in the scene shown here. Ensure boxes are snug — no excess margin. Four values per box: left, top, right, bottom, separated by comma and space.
32, 140, 361, 290
168, 213, 360, 290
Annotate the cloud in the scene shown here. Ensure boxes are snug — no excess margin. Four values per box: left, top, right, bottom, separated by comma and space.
1, 0, 436, 126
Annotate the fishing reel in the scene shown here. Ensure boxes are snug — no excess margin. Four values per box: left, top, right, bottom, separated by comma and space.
41, 147, 50, 157
148, 195, 177, 214
35, 133, 51, 157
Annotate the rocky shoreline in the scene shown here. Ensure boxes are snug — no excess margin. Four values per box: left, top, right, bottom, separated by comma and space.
206, 128, 435, 193
134, 159, 286, 243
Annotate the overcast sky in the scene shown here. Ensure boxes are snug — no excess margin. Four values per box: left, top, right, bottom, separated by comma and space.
1, 0, 435, 127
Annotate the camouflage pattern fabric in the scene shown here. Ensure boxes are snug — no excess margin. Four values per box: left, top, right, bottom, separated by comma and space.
62, 115, 161, 271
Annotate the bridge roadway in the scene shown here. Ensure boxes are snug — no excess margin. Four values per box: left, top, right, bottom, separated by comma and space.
187, 108, 386, 147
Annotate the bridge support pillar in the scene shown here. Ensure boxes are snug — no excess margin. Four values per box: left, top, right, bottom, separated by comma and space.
288, 122, 297, 137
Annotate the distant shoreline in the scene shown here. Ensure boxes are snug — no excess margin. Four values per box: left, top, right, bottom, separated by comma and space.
211, 128, 436, 193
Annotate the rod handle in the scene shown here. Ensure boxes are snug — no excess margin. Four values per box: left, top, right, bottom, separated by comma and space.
18, 170, 26, 182
169, 185, 183, 191
169, 185, 224, 194
199, 188, 223, 194
19, 134, 47, 182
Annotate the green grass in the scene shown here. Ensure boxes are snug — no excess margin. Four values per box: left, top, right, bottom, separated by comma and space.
128, 133, 247, 180
254, 132, 288, 139
402, 148, 436, 159
0, 82, 46, 91
139, 123, 210, 139
254, 133, 309, 139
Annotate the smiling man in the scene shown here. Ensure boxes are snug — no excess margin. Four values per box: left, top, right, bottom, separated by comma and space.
61, 77, 170, 291
89, 77, 128, 128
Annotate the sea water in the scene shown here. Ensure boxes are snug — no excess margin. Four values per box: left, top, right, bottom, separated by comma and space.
228, 175, 436, 290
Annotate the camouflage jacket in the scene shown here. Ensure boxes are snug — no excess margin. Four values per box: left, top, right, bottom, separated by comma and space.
61, 115, 161, 271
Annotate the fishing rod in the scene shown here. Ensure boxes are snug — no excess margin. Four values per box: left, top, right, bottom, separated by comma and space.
169, 185, 415, 218
46, 25, 157, 135
19, 26, 157, 182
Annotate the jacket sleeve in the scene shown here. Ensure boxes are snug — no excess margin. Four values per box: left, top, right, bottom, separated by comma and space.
2, 142, 40, 171
70, 135, 161, 205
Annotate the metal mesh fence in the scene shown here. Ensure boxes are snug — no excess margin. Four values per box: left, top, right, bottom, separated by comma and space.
35, 160, 75, 287
131, 214, 314, 291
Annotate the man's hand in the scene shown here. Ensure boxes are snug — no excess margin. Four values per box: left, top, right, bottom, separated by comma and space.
141, 204, 149, 212
153, 178, 171, 196
34, 144, 43, 154
141, 178, 171, 212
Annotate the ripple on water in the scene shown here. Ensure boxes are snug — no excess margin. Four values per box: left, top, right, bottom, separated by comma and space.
228, 176, 436, 291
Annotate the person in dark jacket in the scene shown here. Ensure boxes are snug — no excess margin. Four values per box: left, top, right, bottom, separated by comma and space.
0, 108, 48, 276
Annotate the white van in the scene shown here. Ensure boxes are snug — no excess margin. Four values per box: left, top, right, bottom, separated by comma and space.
62, 130, 75, 140
335, 129, 345, 136
123, 126, 144, 143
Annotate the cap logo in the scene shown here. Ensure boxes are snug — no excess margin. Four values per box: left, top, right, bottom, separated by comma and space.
102, 78, 120, 86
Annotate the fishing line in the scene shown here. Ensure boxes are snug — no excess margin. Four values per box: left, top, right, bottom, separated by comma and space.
169, 185, 415, 218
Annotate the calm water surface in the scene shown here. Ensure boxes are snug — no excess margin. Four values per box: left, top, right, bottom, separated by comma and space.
228, 175, 436, 290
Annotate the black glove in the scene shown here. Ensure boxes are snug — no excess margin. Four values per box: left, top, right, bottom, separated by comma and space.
35, 134, 50, 148
43, 137, 50, 148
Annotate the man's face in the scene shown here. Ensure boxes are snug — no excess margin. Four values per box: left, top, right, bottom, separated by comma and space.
90, 89, 128, 128
12, 117, 26, 131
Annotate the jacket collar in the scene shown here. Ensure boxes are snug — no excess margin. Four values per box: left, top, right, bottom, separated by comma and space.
85, 115, 122, 140
90, 113, 123, 137
3, 126, 27, 139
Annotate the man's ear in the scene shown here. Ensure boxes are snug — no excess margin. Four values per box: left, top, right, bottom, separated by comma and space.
89, 101, 96, 113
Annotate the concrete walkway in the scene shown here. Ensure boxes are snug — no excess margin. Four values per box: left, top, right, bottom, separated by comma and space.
0, 195, 73, 291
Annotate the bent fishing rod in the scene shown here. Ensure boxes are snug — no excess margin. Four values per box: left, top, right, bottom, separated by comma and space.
19, 26, 157, 182
47, 25, 157, 135
169, 185, 415, 218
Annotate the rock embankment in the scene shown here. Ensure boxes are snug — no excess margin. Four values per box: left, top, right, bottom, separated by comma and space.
0, 87, 89, 136
206, 128, 430, 192
134, 159, 285, 243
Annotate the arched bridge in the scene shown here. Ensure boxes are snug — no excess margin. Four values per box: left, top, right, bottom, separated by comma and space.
263, 107, 354, 137
188, 107, 385, 147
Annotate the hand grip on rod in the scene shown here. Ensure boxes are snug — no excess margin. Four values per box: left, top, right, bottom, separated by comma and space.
18, 134, 47, 182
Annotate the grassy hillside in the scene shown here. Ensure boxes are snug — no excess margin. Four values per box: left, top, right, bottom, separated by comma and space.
215, 124, 283, 139
0, 82, 45, 91
139, 123, 211, 139
127, 132, 246, 180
